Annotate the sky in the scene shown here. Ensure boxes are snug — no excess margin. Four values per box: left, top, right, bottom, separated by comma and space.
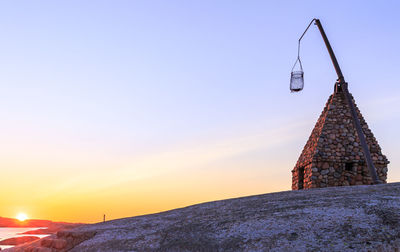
0, 0, 399, 223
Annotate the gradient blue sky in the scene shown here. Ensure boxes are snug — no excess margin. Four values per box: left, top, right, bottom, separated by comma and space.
0, 1, 399, 222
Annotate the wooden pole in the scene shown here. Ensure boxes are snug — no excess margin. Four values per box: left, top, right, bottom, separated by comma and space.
313, 19, 381, 184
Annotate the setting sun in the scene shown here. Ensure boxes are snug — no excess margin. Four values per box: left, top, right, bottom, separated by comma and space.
16, 212, 28, 222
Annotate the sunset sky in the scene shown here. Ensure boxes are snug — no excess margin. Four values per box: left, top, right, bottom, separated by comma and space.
1, 1, 400, 223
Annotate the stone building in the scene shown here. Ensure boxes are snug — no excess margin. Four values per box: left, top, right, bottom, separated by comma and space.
292, 90, 389, 190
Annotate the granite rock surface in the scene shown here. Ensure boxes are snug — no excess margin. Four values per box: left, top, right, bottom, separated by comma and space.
7, 182, 400, 252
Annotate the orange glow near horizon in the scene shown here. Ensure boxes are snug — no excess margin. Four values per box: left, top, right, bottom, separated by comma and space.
1, 119, 398, 224
1, 118, 397, 223
1, 122, 304, 223
16, 213, 28, 222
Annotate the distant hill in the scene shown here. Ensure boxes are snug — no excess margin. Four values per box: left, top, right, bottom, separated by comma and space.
8, 182, 400, 252
0, 217, 80, 229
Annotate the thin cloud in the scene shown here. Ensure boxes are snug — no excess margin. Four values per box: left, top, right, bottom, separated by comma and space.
38, 118, 310, 199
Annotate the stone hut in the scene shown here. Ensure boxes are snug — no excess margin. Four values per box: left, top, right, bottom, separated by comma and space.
292, 90, 389, 190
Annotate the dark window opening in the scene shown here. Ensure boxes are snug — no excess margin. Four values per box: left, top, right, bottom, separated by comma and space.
345, 162, 354, 172
298, 167, 305, 190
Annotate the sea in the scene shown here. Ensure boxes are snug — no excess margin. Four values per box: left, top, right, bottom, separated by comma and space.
0, 227, 49, 250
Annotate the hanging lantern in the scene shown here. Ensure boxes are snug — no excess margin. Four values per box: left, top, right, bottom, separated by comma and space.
290, 58, 304, 92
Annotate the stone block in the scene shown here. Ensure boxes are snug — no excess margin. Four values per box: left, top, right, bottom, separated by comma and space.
40, 238, 53, 248
51, 239, 67, 249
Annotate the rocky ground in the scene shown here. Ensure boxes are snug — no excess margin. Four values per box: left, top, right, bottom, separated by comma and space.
6, 182, 400, 252
0, 237, 39, 246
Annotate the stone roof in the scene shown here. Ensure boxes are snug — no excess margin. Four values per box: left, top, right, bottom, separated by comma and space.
293, 91, 389, 170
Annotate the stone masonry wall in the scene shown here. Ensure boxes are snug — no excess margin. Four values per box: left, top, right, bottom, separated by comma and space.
292, 90, 389, 190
